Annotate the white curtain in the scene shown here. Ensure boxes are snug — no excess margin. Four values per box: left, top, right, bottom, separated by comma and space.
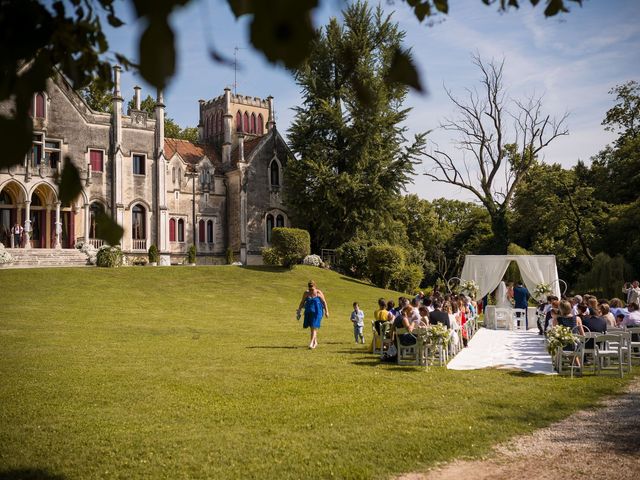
460, 256, 511, 300
460, 255, 560, 300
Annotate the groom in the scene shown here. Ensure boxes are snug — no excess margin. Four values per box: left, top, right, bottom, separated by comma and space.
513, 281, 530, 328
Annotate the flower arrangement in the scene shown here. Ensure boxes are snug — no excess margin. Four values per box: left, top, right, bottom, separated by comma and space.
0, 243, 14, 265
546, 325, 577, 357
460, 279, 479, 299
426, 323, 450, 348
303, 254, 322, 267
533, 282, 552, 300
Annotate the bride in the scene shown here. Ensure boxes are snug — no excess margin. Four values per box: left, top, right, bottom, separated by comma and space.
496, 281, 512, 308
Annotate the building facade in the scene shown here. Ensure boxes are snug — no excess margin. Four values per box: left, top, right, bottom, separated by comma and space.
0, 66, 291, 265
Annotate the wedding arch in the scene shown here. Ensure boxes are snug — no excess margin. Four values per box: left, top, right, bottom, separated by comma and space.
460, 255, 561, 300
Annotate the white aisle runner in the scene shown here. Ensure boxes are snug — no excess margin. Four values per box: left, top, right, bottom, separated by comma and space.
447, 328, 555, 375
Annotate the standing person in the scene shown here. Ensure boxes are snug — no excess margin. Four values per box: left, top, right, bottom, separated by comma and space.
297, 280, 329, 349
513, 281, 530, 328
11, 222, 23, 248
350, 302, 365, 344
622, 281, 640, 306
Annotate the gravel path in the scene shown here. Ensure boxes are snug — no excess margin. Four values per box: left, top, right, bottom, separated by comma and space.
396, 376, 640, 480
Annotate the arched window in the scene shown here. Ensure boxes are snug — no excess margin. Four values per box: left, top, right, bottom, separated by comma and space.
169, 218, 176, 242
177, 218, 184, 242
243, 112, 249, 133
172, 167, 176, 184
270, 159, 280, 188
31, 192, 42, 206
178, 167, 182, 187
89, 202, 105, 238
35, 93, 45, 118
236, 111, 242, 132
0, 190, 13, 205
132, 205, 146, 240
251, 113, 256, 134
266, 214, 274, 244
276, 214, 285, 228
207, 220, 214, 243
258, 113, 264, 135
198, 219, 205, 243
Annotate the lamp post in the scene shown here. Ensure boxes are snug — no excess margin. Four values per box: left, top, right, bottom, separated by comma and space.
185, 165, 198, 251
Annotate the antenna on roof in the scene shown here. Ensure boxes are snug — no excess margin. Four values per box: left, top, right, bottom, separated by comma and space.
233, 46, 246, 96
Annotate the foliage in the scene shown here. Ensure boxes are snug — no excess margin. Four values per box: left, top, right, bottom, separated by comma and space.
367, 244, 406, 289
426, 323, 450, 348
546, 325, 577, 357
424, 55, 568, 253
132, 256, 148, 266
286, 2, 426, 251
460, 280, 479, 299
80, 78, 112, 113
504, 243, 529, 284
187, 245, 196, 264
390, 263, 424, 294
0, 243, 13, 265
128, 94, 198, 142
75, 240, 98, 265
575, 253, 632, 300
271, 227, 311, 268
148, 244, 159, 263
226, 247, 234, 265
533, 282, 552, 300
96, 245, 124, 268
302, 254, 322, 267
335, 237, 374, 279
261, 247, 281, 266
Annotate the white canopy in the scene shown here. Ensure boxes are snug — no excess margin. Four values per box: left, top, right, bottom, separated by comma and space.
460, 255, 561, 300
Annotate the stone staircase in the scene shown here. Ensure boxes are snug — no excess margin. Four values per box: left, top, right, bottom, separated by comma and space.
4, 248, 89, 268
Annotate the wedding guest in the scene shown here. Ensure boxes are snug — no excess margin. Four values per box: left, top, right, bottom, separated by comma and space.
393, 306, 419, 347
600, 304, 617, 328
621, 302, 640, 327
570, 295, 582, 316
373, 298, 390, 335
429, 300, 451, 329
622, 281, 640, 305
350, 302, 365, 344
553, 301, 585, 354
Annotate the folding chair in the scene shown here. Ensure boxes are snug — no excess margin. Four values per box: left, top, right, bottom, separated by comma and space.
596, 334, 626, 378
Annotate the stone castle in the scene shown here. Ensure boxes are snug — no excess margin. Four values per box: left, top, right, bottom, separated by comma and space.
0, 66, 291, 265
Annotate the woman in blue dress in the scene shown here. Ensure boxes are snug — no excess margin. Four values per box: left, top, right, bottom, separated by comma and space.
297, 280, 330, 349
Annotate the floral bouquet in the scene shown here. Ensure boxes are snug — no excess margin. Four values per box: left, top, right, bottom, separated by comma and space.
533, 282, 552, 300
546, 325, 577, 357
460, 280, 479, 299
426, 323, 450, 348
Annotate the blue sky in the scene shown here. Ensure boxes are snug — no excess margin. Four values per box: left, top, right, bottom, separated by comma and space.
104, 0, 640, 201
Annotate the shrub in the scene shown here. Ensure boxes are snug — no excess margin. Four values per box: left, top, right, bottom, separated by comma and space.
0, 243, 14, 265
96, 246, 123, 268
271, 227, 310, 268
262, 247, 281, 266
391, 263, 424, 294
336, 238, 371, 279
226, 248, 234, 265
148, 244, 159, 264
303, 254, 322, 267
187, 245, 197, 264
367, 244, 405, 289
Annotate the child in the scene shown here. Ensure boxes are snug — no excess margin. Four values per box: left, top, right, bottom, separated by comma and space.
350, 302, 365, 344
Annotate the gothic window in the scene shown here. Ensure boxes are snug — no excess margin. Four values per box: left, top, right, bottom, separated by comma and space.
177, 218, 185, 242
35, 93, 45, 118
178, 167, 182, 187
251, 113, 256, 134
0, 191, 13, 205
269, 159, 280, 188
44, 140, 60, 169
266, 214, 274, 244
258, 113, 264, 135
132, 205, 146, 240
90, 149, 103, 172
236, 111, 242, 132
198, 219, 205, 243
169, 218, 176, 242
243, 112, 250, 133
276, 214, 284, 228
207, 220, 214, 243
31, 192, 42, 206
133, 154, 145, 175
218, 111, 224, 133
89, 202, 105, 238
172, 167, 176, 184
31, 134, 43, 166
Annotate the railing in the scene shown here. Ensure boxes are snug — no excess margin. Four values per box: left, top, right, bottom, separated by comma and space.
89, 238, 105, 248
132, 239, 147, 251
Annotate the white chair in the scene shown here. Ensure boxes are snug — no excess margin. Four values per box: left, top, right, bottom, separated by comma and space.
494, 308, 512, 330
395, 328, 419, 366
626, 327, 640, 364
512, 308, 527, 330
596, 334, 626, 378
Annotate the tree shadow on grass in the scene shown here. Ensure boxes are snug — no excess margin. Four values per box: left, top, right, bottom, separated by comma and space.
339, 276, 372, 287
241, 266, 289, 273
0, 469, 66, 480
247, 345, 302, 350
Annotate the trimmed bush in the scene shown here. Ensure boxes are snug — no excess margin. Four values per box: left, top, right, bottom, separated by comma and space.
187, 245, 197, 264
96, 246, 123, 268
303, 254, 322, 267
336, 238, 371, 279
262, 247, 281, 266
391, 263, 424, 294
271, 227, 310, 268
148, 244, 159, 264
367, 244, 405, 289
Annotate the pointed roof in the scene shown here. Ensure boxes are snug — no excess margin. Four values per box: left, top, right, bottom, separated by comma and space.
164, 138, 221, 166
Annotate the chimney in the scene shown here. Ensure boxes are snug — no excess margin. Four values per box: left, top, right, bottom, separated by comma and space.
198, 99, 205, 142
112, 66, 123, 149
222, 88, 232, 164
267, 95, 275, 131
238, 133, 245, 163
155, 89, 165, 155
134, 86, 141, 110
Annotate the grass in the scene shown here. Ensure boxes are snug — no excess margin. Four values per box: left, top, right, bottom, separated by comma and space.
0, 265, 633, 479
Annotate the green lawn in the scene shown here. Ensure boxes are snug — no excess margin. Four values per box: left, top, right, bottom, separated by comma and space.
0, 266, 632, 479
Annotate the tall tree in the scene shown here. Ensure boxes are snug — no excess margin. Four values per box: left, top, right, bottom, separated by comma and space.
424, 55, 568, 253
286, 1, 426, 250
79, 78, 112, 113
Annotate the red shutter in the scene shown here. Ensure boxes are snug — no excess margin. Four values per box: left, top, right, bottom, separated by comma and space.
243, 112, 249, 132
90, 150, 103, 172
169, 218, 176, 242
236, 112, 242, 131
198, 219, 205, 242
35, 93, 45, 118
258, 114, 264, 135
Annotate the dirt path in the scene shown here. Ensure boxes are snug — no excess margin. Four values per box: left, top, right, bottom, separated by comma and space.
396, 376, 640, 480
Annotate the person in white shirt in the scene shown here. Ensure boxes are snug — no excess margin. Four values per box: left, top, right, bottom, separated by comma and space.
622, 281, 640, 306
11, 223, 23, 248
571, 295, 582, 316
350, 302, 365, 344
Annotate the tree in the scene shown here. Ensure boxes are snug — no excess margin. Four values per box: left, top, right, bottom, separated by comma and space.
79, 78, 112, 113
127, 94, 197, 141
424, 55, 568, 253
286, 1, 426, 250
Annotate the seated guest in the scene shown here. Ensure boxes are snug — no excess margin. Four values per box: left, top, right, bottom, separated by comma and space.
373, 298, 390, 334
615, 313, 625, 326
570, 295, 582, 316
553, 300, 585, 338
600, 304, 616, 328
580, 304, 607, 350
587, 297, 599, 316
423, 297, 434, 312
428, 300, 451, 329
609, 298, 627, 319
418, 306, 430, 326
394, 306, 418, 346
621, 302, 640, 327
